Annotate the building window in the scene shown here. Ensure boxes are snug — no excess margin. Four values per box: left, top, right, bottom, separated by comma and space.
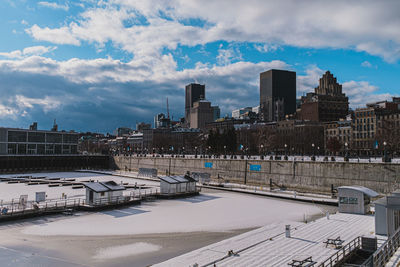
339, 197, 348, 204
348, 197, 358, 204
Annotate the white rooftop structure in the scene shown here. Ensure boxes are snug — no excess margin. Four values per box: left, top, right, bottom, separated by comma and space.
156, 213, 376, 267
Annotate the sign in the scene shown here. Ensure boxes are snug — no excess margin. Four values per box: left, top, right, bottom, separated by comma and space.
374, 140, 379, 149
249, 164, 261, 171
205, 162, 213, 168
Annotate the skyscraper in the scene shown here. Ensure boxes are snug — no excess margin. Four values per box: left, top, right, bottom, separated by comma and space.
260, 69, 296, 122
185, 83, 205, 125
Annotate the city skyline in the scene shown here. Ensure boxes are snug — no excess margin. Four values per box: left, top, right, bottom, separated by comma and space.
0, 1, 399, 132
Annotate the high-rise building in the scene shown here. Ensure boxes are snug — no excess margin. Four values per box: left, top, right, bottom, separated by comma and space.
211, 106, 220, 121
190, 100, 214, 129
260, 69, 296, 122
185, 83, 205, 125
299, 71, 349, 122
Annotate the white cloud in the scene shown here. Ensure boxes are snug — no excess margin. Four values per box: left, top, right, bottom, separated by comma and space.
38, 1, 69, 11
216, 45, 242, 65
254, 43, 280, 53
297, 65, 324, 94
342, 81, 391, 107
15, 95, 61, 112
25, 0, 400, 62
26, 25, 80, 46
0, 46, 57, 59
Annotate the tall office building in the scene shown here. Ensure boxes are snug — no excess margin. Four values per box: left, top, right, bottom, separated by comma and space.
185, 83, 205, 125
260, 69, 296, 122
299, 71, 349, 122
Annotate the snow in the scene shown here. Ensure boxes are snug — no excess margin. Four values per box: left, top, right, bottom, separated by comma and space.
93, 242, 161, 260
156, 213, 376, 267
0, 171, 159, 204
21, 191, 325, 236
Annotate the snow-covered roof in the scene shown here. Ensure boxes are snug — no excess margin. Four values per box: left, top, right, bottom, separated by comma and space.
155, 213, 376, 267
101, 181, 125, 191
337, 186, 379, 197
84, 182, 109, 193
84, 181, 125, 192
159, 176, 179, 184
171, 176, 188, 183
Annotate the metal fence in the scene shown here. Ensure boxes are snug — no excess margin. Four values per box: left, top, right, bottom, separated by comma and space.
372, 226, 400, 267
138, 168, 158, 178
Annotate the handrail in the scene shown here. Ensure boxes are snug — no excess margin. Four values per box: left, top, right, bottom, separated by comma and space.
373, 226, 400, 267
318, 236, 361, 267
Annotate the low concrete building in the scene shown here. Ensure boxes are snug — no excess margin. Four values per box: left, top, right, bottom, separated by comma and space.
84, 181, 125, 205
337, 186, 379, 214
374, 191, 400, 236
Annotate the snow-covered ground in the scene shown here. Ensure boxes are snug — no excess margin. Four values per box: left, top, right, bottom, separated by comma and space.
21, 191, 326, 236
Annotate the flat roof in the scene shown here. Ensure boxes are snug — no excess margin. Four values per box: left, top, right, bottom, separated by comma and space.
337, 186, 379, 197
155, 213, 376, 267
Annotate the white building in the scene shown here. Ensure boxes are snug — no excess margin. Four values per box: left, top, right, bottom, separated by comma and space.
84, 181, 125, 205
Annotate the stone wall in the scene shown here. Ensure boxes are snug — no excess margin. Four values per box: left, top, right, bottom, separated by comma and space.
111, 156, 400, 194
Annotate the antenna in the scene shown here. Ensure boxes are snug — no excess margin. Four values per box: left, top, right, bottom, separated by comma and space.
167, 97, 170, 119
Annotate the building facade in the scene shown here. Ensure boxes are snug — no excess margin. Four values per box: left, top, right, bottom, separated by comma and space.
0, 127, 79, 155
260, 69, 296, 122
190, 100, 214, 129
299, 71, 349, 122
185, 83, 205, 125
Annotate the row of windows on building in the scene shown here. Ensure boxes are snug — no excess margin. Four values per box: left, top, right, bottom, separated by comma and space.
7, 131, 78, 143
7, 144, 78, 155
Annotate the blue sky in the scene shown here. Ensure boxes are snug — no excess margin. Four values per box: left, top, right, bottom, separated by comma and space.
0, 0, 399, 133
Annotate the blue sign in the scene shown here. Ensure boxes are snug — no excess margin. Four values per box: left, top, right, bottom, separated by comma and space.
205, 162, 213, 168
374, 140, 379, 149
249, 164, 261, 171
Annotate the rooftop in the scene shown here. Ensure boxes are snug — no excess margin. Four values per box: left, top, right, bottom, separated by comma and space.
156, 213, 376, 267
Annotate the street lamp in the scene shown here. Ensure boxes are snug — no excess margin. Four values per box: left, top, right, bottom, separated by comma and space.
383, 141, 390, 162
311, 143, 315, 161
344, 142, 349, 162
195, 146, 198, 158
260, 144, 264, 159
224, 145, 227, 159
284, 144, 288, 160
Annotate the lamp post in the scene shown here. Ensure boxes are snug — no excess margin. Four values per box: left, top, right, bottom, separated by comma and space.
195, 146, 198, 158
311, 143, 315, 161
224, 145, 227, 159
284, 144, 288, 160
182, 146, 185, 158
344, 142, 349, 162
383, 141, 391, 162
260, 144, 264, 160
208, 146, 211, 158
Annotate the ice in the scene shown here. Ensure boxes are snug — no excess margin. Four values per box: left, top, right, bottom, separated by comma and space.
22, 191, 325, 236
93, 242, 161, 260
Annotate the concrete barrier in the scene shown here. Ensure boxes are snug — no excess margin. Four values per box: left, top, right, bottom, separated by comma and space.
111, 156, 400, 194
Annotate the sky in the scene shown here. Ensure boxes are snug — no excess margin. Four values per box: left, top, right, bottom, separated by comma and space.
0, 0, 399, 133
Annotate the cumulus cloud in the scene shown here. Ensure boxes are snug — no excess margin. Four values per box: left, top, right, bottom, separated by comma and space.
25, 0, 400, 62
342, 81, 391, 108
0, 46, 57, 59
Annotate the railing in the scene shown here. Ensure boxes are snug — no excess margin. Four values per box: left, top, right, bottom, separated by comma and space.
318, 236, 361, 267
0, 197, 83, 217
372, 226, 400, 267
